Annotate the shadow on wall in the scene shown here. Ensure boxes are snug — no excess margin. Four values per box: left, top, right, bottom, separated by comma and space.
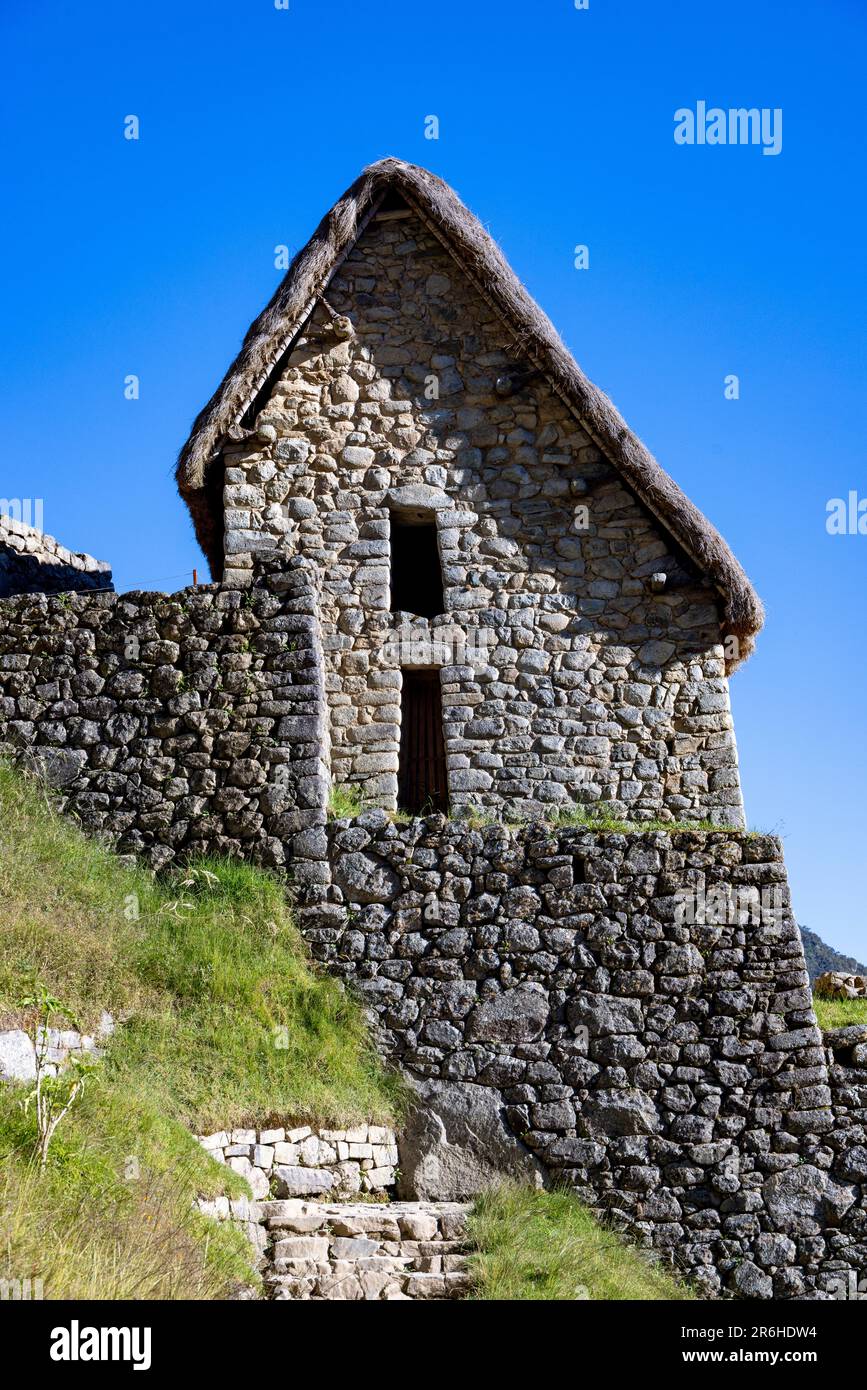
0, 558, 114, 598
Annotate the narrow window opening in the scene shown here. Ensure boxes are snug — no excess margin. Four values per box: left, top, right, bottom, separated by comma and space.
573, 854, 586, 885
389, 514, 444, 618
398, 669, 449, 815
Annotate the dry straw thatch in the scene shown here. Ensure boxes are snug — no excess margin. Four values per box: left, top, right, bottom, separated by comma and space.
176, 158, 763, 667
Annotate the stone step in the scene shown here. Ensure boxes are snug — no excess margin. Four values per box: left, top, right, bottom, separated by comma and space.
261, 1200, 473, 1301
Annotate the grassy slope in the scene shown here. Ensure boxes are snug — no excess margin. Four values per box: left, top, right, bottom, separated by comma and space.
467, 1187, 692, 1301
0, 763, 397, 1299
0, 763, 716, 1302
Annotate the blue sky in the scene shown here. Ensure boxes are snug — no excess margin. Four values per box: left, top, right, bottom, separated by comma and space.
1, 0, 865, 956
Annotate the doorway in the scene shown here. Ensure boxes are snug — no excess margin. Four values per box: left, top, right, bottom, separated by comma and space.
398, 669, 449, 814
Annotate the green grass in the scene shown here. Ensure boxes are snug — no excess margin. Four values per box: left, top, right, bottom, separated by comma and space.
327, 783, 365, 819
0, 762, 398, 1299
454, 801, 739, 834
545, 804, 729, 833
466, 1186, 693, 1301
455, 804, 510, 828
813, 995, 867, 1030
332, 792, 745, 836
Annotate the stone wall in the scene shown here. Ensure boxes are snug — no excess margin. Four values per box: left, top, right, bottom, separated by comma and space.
0, 564, 328, 868
220, 207, 743, 826
294, 811, 864, 1298
201, 1188, 471, 1301
823, 1025, 867, 1293
0, 1013, 114, 1083
196, 1123, 471, 1300
0, 563, 862, 1299
196, 1121, 398, 1202
0, 514, 112, 597
260, 1199, 471, 1301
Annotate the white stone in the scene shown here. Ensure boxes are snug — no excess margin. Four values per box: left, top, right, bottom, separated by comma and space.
331, 1236, 381, 1260
259, 1127, 285, 1145
299, 1135, 337, 1166
247, 1166, 271, 1200
0, 1030, 36, 1082
273, 1165, 335, 1196
364, 1166, 396, 1190
398, 1211, 438, 1241
274, 1236, 330, 1261
273, 1142, 300, 1165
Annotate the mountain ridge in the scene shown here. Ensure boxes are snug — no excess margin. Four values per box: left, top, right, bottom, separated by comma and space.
799, 925, 867, 983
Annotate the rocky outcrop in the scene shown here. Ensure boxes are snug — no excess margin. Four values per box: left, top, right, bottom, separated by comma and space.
397, 1078, 545, 1201
800, 927, 867, 984
815, 971, 867, 1000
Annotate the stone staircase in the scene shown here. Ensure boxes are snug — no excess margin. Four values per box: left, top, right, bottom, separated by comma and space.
260, 1199, 473, 1300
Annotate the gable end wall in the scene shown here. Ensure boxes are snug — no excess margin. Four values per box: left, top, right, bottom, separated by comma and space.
221, 211, 745, 826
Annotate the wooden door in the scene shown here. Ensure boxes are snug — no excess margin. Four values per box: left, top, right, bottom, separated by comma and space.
398, 670, 449, 814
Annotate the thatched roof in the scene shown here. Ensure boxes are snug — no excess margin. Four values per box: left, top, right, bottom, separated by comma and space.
175, 157, 763, 667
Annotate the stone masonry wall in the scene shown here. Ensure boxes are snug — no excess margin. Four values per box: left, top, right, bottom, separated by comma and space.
0, 562, 861, 1299
194, 1124, 471, 1301
822, 1026, 867, 1294
0, 1013, 114, 1084
0, 514, 112, 597
295, 812, 864, 1298
0, 564, 328, 869
221, 207, 743, 826
196, 1121, 399, 1202
259, 1199, 471, 1301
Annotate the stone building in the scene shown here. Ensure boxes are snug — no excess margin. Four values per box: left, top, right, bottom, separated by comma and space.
4, 163, 864, 1301
176, 159, 763, 826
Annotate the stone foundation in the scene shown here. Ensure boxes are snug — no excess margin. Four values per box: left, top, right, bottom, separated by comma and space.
294, 812, 866, 1298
